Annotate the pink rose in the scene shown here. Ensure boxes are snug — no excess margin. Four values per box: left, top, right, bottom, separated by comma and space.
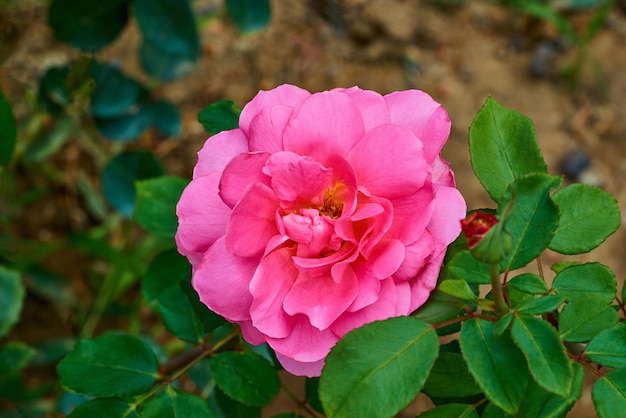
176, 85, 466, 376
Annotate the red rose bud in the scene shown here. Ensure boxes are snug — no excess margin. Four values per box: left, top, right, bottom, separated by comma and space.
461, 210, 512, 265
461, 211, 499, 250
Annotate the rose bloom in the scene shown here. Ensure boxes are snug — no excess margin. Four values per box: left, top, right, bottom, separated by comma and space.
176, 85, 466, 376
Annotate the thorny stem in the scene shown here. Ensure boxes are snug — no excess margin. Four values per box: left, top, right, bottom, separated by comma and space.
566, 350, 605, 378
536, 257, 545, 281
489, 264, 509, 315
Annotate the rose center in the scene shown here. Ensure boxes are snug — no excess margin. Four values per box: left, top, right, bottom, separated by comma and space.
319, 186, 344, 219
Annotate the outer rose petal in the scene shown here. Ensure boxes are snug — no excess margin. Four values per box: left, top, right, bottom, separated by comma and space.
346, 124, 427, 199
283, 90, 365, 163
219, 152, 271, 208
394, 232, 434, 282
384, 90, 451, 163
226, 184, 279, 258
275, 352, 325, 378
265, 316, 339, 362
193, 237, 256, 322
330, 278, 398, 336
176, 173, 231, 268
409, 249, 447, 312
431, 155, 456, 187
248, 105, 296, 153
427, 185, 467, 246
333, 87, 390, 132
193, 130, 249, 179
239, 84, 311, 136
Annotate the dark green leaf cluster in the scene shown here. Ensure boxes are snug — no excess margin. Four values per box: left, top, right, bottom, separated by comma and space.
316, 96, 624, 417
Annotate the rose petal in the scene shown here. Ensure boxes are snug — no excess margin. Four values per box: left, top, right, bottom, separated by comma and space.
239, 84, 311, 136
408, 249, 447, 312
249, 247, 299, 338
394, 281, 411, 315
346, 262, 380, 312
283, 266, 359, 330
265, 316, 339, 362
248, 105, 296, 153
330, 278, 397, 336
333, 87, 390, 132
283, 90, 365, 163
427, 185, 466, 246
239, 320, 266, 345
275, 352, 325, 378
387, 184, 435, 245
263, 151, 332, 204
219, 152, 271, 208
176, 173, 232, 268
364, 239, 406, 279
346, 124, 427, 199
384, 90, 451, 163
394, 232, 434, 281
193, 130, 249, 179
226, 184, 279, 258
431, 155, 456, 187
192, 237, 256, 322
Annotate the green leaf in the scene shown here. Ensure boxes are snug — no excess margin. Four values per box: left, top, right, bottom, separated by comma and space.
319, 317, 438, 418
511, 316, 573, 397
133, 176, 188, 237
95, 106, 155, 142
445, 250, 491, 284
515, 295, 565, 315
484, 362, 584, 418
459, 318, 529, 414
549, 184, 620, 254
422, 352, 483, 399
468, 96, 547, 202
506, 273, 548, 295
198, 100, 241, 135
143, 386, 214, 418
0, 267, 24, 338
0, 342, 35, 382
57, 333, 160, 396
139, 39, 197, 82
438, 279, 478, 301
493, 312, 513, 337
151, 100, 181, 136
101, 151, 164, 217
67, 397, 140, 418
0, 88, 16, 166
157, 282, 212, 344
585, 325, 626, 368
592, 367, 626, 418
498, 173, 561, 272
412, 289, 465, 324
48, 0, 130, 52
225, 0, 271, 32
154, 271, 226, 344
418, 403, 479, 418
142, 248, 191, 307
213, 385, 261, 418
559, 297, 619, 342
135, 0, 199, 80
210, 351, 280, 407
552, 262, 616, 304
305, 377, 324, 414
90, 61, 142, 118
179, 279, 225, 333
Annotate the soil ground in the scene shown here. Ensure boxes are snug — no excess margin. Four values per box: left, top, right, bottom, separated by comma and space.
2, 0, 626, 416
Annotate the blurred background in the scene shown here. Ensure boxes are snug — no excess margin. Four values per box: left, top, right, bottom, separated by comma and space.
1, 0, 626, 416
